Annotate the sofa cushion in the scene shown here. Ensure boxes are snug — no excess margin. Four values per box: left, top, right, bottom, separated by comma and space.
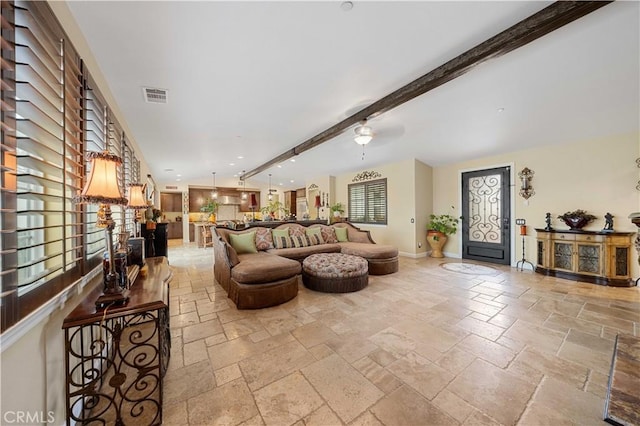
267, 243, 342, 260
318, 225, 338, 244
232, 252, 301, 284
226, 242, 240, 266
272, 228, 294, 248
255, 227, 274, 250
306, 227, 324, 245
334, 226, 349, 242
338, 242, 399, 259
230, 231, 258, 254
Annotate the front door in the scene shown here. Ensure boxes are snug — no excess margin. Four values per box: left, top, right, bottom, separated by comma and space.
462, 167, 511, 265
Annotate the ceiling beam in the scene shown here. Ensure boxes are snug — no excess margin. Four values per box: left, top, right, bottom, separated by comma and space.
242, 1, 612, 181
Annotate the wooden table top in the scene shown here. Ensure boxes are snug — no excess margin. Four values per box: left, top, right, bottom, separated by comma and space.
62, 257, 173, 328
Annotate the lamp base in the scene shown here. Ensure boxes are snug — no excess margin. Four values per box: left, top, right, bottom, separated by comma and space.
95, 289, 130, 310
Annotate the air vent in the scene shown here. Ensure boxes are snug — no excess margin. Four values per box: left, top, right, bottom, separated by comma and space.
165, 185, 178, 190
142, 87, 168, 104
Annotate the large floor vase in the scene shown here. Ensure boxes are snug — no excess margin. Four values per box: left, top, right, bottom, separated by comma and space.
427, 231, 447, 258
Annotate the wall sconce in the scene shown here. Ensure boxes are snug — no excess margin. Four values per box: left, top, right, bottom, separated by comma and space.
518, 167, 535, 199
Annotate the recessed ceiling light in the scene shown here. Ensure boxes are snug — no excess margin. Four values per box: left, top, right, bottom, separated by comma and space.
341, 1, 353, 11
497, 108, 505, 113
229, 163, 235, 166
176, 178, 181, 182
290, 159, 296, 163
237, 156, 243, 159
164, 168, 174, 172
277, 165, 282, 168
279, 183, 283, 186
290, 179, 294, 183
176, 174, 181, 177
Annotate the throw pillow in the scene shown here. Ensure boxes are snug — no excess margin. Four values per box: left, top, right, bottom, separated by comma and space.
334, 226, 348, 242
289, 225, 306, 239
272, 228, 294, 249
291, 234, 310, 248
226, 243, 240, 266
306, 227, 324, 246
319, 225, 338, 244
229, 231, 258, 254
254, 227, 274, 250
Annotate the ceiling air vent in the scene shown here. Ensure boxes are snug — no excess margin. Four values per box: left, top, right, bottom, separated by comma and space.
142, 87, 168, 104
165, 185, 178, 190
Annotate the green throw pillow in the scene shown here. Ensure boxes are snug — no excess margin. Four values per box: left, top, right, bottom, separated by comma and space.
334, 226, 348, 242
229, 231, 258, 254
305, 227, 324, 245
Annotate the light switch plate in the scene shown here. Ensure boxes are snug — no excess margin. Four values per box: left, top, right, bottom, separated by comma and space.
515, 218, 526, 225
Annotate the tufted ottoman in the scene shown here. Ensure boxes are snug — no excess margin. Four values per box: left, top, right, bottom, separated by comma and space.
302, 253, 368, 293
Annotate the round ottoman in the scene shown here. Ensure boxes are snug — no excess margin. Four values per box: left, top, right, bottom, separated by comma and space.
302, 253, 368, 293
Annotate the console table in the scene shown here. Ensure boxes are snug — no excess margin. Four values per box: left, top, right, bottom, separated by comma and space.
535, 229, 634, 286
63, 257, 173, 425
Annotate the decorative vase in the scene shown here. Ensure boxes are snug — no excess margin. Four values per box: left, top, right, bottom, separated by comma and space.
426, 230, 447, 258
209, 213, 216, 223
145, 220, 156, 230
562, 217, 589, 230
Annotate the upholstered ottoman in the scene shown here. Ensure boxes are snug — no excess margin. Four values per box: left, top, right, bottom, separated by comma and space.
302, 253, 368, 293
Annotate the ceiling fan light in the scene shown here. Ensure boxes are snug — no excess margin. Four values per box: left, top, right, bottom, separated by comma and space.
354, 125, 373, 145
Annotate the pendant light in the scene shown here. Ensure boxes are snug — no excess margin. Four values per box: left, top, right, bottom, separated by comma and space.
241, 170, 247, 200
212, 171, 218, 199
268, 173, 273, 201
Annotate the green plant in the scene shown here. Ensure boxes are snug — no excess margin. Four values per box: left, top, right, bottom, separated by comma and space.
557, 209, 597, 221
200, 198, 218, 214
427, 214, 460, 238
330, 202, 345, 214
260, 201, 288, 217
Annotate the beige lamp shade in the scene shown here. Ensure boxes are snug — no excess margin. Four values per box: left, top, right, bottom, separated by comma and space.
75, 151, 127, 205
127, 183, 148, 209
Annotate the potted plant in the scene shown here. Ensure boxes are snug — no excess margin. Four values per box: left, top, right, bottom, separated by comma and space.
330, 202, 345, 218
260, 201, 287, 220
557, 209, 597, 230
200, 198, 218, 222
426, 213, 460, 258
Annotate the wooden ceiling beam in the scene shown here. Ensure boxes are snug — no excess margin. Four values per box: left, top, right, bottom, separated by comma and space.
242, 1, 612, 181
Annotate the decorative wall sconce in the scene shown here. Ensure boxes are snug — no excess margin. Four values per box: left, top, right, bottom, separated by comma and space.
518, 167, 535, 199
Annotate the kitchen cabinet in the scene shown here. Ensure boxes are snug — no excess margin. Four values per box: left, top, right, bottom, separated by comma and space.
167, 222, 183, 239
536, 229, 634, 286
284, 191, 297, 216
161, 192, 182, 213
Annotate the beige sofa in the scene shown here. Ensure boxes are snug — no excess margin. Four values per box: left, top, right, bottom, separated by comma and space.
213, 222, 398, 309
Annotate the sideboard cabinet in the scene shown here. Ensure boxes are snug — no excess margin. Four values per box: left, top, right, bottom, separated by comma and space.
535, 229, 634, 287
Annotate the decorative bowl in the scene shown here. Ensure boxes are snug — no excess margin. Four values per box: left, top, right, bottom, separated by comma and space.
562, 217, 590, 230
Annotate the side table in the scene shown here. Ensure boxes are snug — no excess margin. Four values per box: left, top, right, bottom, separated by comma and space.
62, 257, 173, 425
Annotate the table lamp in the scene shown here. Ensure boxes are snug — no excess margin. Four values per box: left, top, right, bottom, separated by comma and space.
74, 151, 129, 309
315, 195, 321, 219
126, 183, 148, 237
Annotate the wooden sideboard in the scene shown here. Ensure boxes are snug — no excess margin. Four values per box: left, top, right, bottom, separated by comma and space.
535, 229, 634, 287
62, 257, 173, 424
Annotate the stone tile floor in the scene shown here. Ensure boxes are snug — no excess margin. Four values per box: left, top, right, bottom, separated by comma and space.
163, 240, 640, 425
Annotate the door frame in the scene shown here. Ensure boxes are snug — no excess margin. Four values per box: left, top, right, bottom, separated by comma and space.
456, 162, 516, 267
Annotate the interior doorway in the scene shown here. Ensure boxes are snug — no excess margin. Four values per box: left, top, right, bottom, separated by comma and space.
461, 166, 511, 265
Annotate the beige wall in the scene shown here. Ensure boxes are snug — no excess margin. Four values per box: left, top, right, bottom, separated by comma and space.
433, 132, 639, 275
334, 158, 433, 256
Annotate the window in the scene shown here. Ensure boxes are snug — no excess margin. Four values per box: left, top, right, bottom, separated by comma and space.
1, 0, 140, 332
348, 178, 387, 225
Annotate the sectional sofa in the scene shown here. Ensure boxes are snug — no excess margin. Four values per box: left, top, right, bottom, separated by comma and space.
213, 222, 398, 309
